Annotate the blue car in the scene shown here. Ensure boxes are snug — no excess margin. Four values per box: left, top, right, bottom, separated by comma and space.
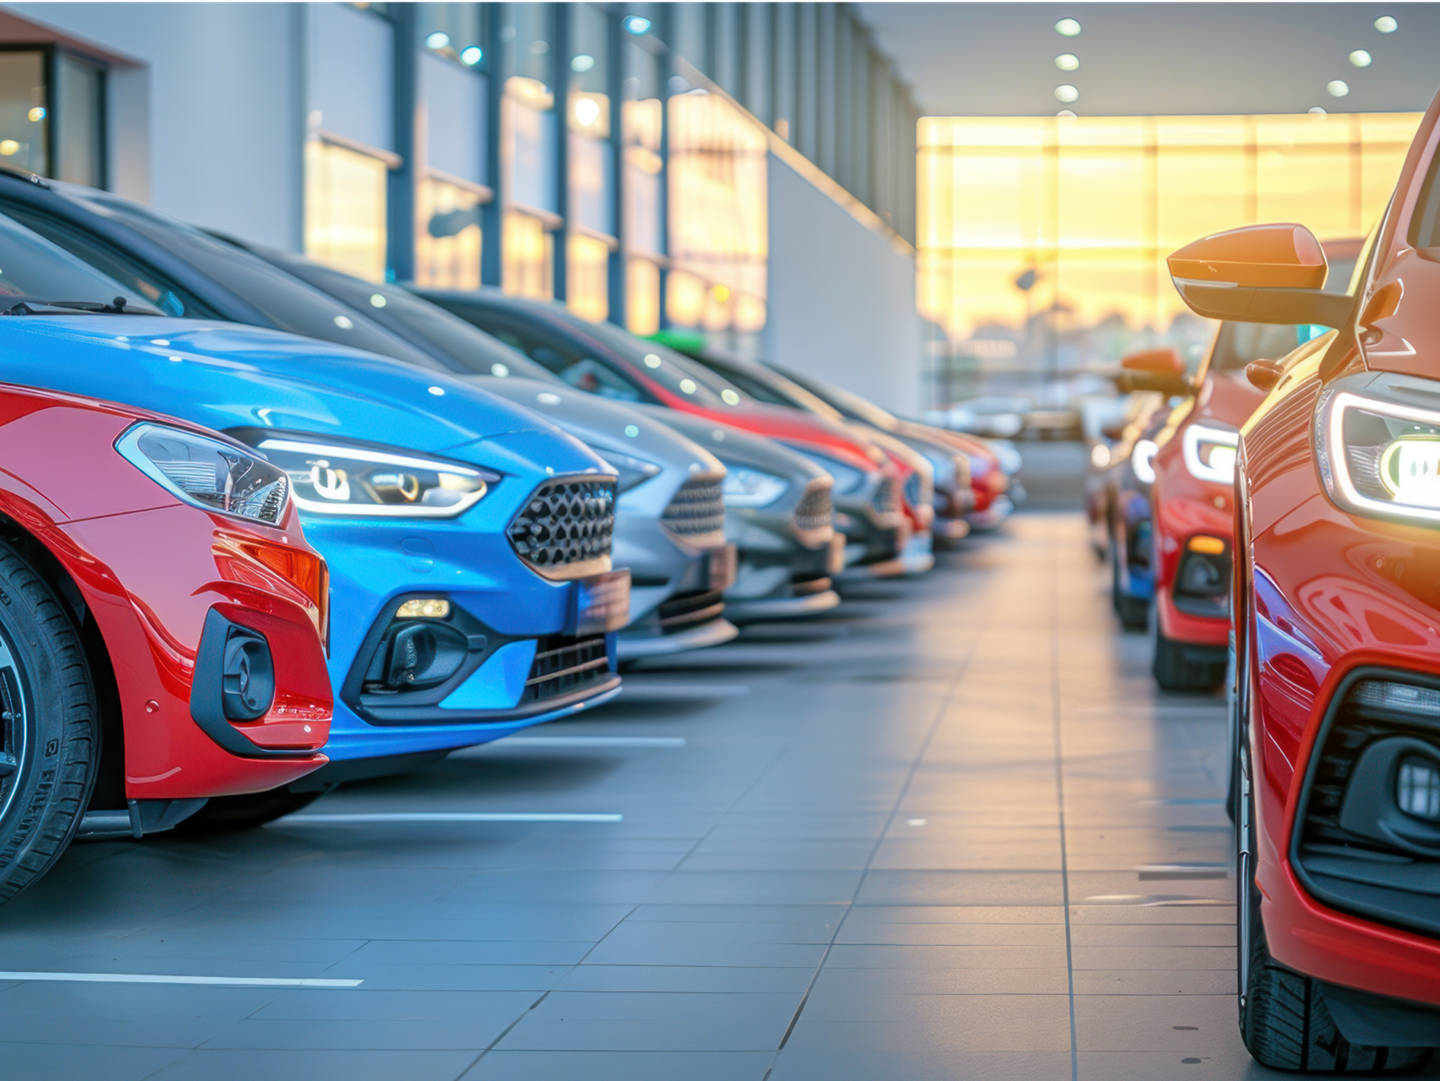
0, 209, 626, 822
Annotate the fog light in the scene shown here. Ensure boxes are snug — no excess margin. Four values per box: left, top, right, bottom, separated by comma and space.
381, 621, 468, 690
396, 598, 450, 619
221, 630, 274, 721
1397, 757, 1440, 820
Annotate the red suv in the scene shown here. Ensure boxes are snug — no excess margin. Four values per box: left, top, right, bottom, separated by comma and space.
0, 385, 331, 903
1171, 91, 1440, 1069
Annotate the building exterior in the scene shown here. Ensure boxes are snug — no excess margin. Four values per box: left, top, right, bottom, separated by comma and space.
0, 2, 926, 414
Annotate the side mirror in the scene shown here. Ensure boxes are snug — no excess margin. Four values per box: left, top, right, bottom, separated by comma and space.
1116, 348, 1192, 396
1100, 420, 1128, 441
1167, 223, 1353, 328
1245, 359, 1284, 391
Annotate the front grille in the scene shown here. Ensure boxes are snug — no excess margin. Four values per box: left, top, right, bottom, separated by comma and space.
793, 480, 833, 532
904, 473, 921, 507
520, 634, 611, 704
872, 476, 899, 516
662, 476, 726, 538
507, 477, 615, 573
657, 589, 725, 631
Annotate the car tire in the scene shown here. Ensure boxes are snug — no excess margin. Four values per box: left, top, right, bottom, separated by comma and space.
1111, 544, 1148, 630
0, 544, 99, 905
1237, 764, 1430, 1072
176, 787, 322, 830
1151, 602, 1225, 691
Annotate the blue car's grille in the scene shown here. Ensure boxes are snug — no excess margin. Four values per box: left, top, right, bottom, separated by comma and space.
507, 477, 616, 573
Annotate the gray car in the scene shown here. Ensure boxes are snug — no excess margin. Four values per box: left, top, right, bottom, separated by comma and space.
635, 406, 842, 621
187, 238, 740, 658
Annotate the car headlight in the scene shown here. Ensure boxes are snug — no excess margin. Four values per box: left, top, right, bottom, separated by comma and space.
790, 448, 867, 494
721, 465, 788, 507
594, 448, 661, 494
1182, 424, 1238, 484
1131, 439, 1159, 485
244, 435, 498, 518
117, 423, 289, 525
1317, 389, 1440, 524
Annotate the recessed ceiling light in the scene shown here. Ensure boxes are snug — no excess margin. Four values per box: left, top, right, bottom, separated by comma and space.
1055, 17, 1081, 37
1055, 53, 1079, 71
1375, 15, 1398, 32
461, 46, 482, 65
1056, 109, 1078, 118
1308, 106, 1327, 115
1054, 84, 1079, 103
623, 15, 651, 35
425, 31, 450, 50
1327, 80, 1350, 97
1350, 49, 1372, 67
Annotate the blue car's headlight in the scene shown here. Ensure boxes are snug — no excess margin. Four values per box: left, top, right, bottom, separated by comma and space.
117, 423, 289, 525
722, 465, 788, 508
246, 435, 498, 518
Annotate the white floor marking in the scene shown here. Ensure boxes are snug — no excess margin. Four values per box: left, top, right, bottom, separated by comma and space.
280, 812, 623, 823
619, 683, 750, 698
0, 971, 361, 988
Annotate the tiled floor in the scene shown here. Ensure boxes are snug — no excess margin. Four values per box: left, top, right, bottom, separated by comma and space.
1, 513, 1433, 1080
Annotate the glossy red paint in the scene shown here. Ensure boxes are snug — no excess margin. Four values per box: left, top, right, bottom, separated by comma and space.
0, 385, 332, 800
1230, 90, 1440, 1018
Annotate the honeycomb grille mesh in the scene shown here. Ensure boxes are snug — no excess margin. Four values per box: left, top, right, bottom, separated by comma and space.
507, 477, 615, 571
662, 476, 726, 537
793, 480, 833, 532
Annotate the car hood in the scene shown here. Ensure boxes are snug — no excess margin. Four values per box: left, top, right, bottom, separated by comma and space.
473, 376, 721, 477
0, 316, 605, 475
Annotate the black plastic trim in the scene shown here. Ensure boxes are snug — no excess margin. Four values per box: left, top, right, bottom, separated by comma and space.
1318, 979, 1440, 1048
1290, 663, 1440, 942
189, 608, 305, 759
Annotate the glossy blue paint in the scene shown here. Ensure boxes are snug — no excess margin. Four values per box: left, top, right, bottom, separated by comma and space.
441, 640, 538, 710
1, 314, 619, 762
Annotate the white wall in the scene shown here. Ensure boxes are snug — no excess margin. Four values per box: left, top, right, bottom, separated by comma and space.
762, 152, 922, 416
7, 2, 304, 249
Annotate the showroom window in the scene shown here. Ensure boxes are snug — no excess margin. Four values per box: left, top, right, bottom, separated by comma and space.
415, 175, 483, 289
305, 139, 390, 283
499, 4, 559, 298
565, 2, 614, 322
0, 47, 106, 188
503, 208, 553, 299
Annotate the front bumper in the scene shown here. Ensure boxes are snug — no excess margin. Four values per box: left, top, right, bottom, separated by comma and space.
967, 495, 1015, 532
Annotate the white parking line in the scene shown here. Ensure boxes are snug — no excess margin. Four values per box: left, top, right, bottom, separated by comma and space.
0, 972, 361, 988
279, 812, 623, 823
486, 736, 686, 748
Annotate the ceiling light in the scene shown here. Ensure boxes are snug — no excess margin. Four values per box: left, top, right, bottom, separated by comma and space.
1054, 84, 1079, 104
461, 46, 482, 65
27, 107, 44, 122
426, 31, 450, 50
1055, 17, 1081, 36
1056, 109, 1077, 118
571, 54, 595, 72
624, 15, 651, 35
1308, 106, 1327, 115
1350, 49, 1372, 67
1055, 53, 1079, 71
1327, 80, 1350, 97
1375, 15, 1398, 32
575, 98, 601, 126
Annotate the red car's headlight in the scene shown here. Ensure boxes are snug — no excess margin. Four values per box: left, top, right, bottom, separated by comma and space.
1316, 386, 1440, 524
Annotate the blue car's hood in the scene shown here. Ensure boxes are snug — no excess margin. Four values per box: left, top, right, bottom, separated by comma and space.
0, 316, 606, 474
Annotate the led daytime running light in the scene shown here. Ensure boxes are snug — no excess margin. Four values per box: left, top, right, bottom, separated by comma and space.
1182, 423, 1239, 484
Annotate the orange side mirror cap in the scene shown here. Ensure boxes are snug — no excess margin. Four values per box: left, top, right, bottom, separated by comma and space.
1168, 223, 1328, 290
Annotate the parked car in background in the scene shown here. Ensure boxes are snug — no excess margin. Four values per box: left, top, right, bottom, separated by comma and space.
1085, 388, 1165, 560
0, 208, 627, 825
1144, 238, 1361, 690
417, 290, 912, 579
0, 384, 331, 901
1171, 92, 1440, 1068
931, 396, 1029, 439
662, 343, 975, 545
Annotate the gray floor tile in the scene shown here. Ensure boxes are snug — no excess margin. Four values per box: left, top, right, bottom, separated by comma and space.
463, 1050, 775, 1080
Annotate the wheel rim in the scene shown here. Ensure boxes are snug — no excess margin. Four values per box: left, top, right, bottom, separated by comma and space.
0, 629, 31, 826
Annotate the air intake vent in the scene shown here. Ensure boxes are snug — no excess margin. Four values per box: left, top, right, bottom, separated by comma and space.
508, 477, 615, 577
521, 634, 612, 704
662, 476, 726, 539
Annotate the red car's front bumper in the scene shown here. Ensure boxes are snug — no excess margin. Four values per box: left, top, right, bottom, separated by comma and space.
1153, 459, 1233, 649
1250, 505, 1440, 1011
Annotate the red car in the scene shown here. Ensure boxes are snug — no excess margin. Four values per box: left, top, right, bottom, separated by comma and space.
1171, 92, 1440, 1068
0, 384, 332, 903
1142, 239, 1363, 691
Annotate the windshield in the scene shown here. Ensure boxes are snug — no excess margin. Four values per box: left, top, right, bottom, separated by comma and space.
245, 249, 553, 381
575, 316, 745, 408
1208, 253, 1358, 372
56, 185, 441, 367
0, 208, 160, 312
777, 365, 898, 431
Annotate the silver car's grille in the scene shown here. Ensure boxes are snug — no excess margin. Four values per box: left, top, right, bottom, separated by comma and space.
793, 479, 833, 533
662, 476, 726, 538
872, 475, 899, 516
507, 477, 615, 572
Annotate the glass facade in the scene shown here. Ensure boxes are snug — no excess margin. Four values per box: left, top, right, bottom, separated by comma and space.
415, 175, 482, 289
0, 51, 47, 178
305, 139, 389, 282
0, 48, 106, 187
918, 112, 1423, 394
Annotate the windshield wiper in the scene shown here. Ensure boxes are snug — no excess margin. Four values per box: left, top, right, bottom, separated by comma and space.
3, 296, 151, 316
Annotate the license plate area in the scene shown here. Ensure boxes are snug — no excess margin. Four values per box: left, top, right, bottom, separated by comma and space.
706, 544, 738, 592
573, 569, 631, 635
